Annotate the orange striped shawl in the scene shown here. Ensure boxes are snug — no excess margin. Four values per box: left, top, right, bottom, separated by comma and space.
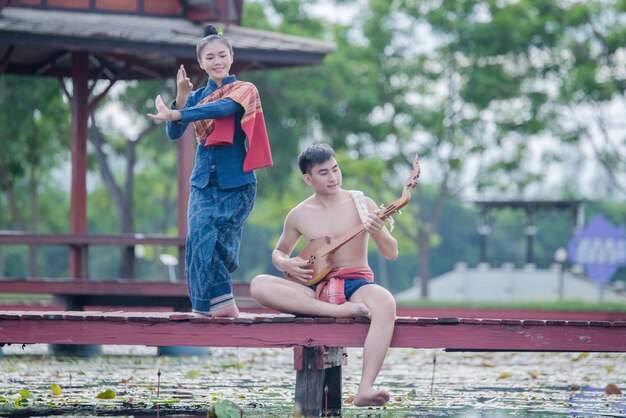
314, 266, 375, 305
193, 81, 272, 172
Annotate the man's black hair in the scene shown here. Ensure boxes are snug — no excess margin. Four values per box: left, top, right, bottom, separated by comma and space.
297, 143, 336, 174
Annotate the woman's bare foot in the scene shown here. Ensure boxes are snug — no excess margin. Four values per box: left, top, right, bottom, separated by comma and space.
338, 301, 371, 318
353, 387, 391, 406
211, 303, 240, 318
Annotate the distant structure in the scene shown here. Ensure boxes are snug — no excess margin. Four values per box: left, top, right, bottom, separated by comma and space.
475, 200, 585, 265
395, 263, 626, 303
395, 199, 626, 303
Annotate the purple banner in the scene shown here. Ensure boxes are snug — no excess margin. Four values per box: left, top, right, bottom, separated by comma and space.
567, 214, 626, 285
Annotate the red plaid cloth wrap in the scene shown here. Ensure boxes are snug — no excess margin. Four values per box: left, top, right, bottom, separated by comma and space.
193, 81, 273, 172
314, 266, 375, 305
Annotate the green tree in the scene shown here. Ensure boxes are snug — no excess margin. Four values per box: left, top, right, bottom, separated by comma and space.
0, 75, 69, 275
241, 0, 331, 197
87, 79, 176, 278
244, 0, 626, 298
549, 1, 626, 197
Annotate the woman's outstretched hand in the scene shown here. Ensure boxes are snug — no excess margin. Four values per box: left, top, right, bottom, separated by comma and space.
147, 95, 174, 122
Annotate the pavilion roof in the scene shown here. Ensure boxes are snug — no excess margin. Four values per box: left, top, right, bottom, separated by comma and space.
0, 7, 335, 80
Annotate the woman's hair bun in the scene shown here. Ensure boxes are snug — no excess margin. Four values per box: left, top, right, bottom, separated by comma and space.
203, 24, 219, 37
196, 24, 232, 58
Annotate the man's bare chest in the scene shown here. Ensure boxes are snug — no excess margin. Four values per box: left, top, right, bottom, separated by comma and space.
299, 201, 363, 241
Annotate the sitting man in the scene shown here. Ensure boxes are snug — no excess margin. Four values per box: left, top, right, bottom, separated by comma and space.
250, 143, 398, 407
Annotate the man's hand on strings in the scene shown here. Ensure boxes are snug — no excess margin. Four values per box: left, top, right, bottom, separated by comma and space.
364, 212, 385, 237
282, 257, 313, 284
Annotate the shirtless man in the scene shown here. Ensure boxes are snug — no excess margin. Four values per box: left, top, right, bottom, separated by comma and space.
249, 143, 398, 407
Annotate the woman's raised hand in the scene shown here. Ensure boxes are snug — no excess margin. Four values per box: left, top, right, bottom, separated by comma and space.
177, 64, 193, 98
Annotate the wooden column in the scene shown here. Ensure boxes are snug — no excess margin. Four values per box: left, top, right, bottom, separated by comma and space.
69, 52, 89, 280
294, 346, 346, 416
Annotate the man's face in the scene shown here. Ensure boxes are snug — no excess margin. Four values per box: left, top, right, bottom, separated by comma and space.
304, 157, 342, 194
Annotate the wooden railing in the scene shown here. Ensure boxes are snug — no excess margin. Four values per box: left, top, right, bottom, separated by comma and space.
0, 231, 186, 280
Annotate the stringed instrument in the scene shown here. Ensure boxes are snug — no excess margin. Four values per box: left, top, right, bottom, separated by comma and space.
288, 154, 421, 286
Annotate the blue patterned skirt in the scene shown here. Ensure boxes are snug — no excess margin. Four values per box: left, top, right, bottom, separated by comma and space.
185, 172, 256, 313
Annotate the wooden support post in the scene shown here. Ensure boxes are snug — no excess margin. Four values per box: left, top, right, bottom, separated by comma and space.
294, 346, 346, 417
69, 51, 90, 280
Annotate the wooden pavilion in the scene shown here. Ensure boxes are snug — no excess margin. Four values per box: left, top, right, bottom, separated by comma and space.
0, 0, 334, 285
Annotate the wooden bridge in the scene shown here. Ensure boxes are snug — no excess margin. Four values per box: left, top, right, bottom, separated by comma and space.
2, 234, 626, 415
2, 310, 625, 352
1, 310, 625, 416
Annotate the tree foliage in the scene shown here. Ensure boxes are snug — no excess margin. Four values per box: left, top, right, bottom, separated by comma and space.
0, 75, 69, 230
1, 0, 625, 290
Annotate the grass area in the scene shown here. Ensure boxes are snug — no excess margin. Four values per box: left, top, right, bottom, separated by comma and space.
397, 299, 626, 311
0, 293, 52, 303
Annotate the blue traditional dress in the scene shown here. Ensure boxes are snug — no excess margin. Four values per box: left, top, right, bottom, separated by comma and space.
166, 75, 267, 314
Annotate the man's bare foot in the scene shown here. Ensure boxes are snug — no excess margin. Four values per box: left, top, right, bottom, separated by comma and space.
339, 301, 371, 318
353, 388, 391, 406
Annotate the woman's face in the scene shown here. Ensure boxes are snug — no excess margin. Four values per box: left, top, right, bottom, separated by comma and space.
197, 40, 233, 84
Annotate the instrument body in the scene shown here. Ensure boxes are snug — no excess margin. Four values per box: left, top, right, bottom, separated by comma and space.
287, 154, 421, 286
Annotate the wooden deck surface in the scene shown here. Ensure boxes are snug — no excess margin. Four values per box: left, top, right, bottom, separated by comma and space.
1, 311, 625, 352
2, 278, 625, 320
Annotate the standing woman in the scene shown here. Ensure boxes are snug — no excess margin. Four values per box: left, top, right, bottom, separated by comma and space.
148, 25, 272, 317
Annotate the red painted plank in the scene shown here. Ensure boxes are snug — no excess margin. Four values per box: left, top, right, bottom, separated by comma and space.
48, 0, 89, 9
589, 321, 613, 327
567, 320, 591, 327
84, 306, 175, 312
0, 232, 185, 246
21, 313, 43, 320
63, 312, 90, 320
258, 313, 295, 323
143, 0, 181, 16
0, 279, 250, 297
395, 307, 626, 321
501, 319, 523, 325
0, 311, 625, 352
522, 320, 546, 326
95, 0, 138, 12
294, 346, 304, 371
459, 318, 482, 324
0, 279, 188, 296
395, 317, 419, 324
478, 319, 503, 325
